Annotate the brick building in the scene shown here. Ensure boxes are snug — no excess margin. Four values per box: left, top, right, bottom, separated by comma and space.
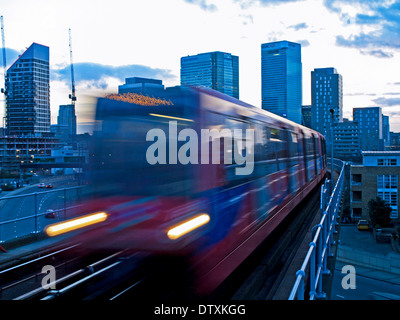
351, 151, 400, 221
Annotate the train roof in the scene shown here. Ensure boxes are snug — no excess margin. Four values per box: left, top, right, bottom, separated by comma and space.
96, 85, 324, 139
193, 86, 322, 137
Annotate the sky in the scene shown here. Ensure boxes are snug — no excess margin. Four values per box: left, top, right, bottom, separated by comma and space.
1, 0, 400, 133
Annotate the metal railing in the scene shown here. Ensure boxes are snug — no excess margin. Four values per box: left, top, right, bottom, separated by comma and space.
289, 158, 345, 300
0, 185, 88, 243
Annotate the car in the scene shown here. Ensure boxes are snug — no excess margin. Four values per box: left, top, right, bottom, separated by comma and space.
45, 184, 53, 188
45, 209, 55, 218
357, 219, 370, 231
38, 183, 45, 188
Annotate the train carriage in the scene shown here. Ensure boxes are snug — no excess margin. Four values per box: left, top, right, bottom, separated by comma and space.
50, 86, 327, 296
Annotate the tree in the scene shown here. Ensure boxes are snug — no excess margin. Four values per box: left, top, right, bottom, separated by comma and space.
368, 197, 392, 228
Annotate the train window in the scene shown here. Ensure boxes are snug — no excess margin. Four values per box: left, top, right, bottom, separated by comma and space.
93, 116, 194, 197
277, 130, 289, 162
253, 123, 268, 179
265, 127, 278, 174
306, 135, 315, 157
224, 118, 253, 185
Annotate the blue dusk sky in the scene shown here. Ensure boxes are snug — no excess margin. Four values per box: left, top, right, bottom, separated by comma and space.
1, 0, 399, 133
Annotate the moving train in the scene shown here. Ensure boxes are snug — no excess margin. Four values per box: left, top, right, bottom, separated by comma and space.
47, 86, 327, 296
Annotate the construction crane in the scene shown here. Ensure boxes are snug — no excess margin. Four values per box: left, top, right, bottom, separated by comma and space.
0, 16, 6, 81
1, 16, 7, 130
68, 28, 76, 105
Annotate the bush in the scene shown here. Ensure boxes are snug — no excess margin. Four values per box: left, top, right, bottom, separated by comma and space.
368, 197, 392, 228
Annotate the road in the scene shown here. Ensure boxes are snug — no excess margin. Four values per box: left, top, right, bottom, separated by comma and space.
331, 266, 400, 300
0, 176, 84, 242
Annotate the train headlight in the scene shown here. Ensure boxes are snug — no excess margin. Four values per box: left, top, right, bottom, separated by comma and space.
166, 214, 210, 240
45, 212, 108, 237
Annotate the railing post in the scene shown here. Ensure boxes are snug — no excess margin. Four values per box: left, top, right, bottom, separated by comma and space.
34, 192, 38, 234
316, 231, 326, 299
296, 270, 305, 300
64, 188, 67, 221
309, 242, 317, 298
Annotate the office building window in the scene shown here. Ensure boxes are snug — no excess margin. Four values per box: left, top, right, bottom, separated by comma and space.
377, 159, 397, 166
377, 175, 397, 189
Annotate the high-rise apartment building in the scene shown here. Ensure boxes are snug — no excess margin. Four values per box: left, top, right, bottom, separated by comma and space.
180, 51, 239, 99
5, 43, 50, 136
311, 68, 343, 139
333, 119, 360, 160
353, 107, 383, 151
261, 41, 302, 124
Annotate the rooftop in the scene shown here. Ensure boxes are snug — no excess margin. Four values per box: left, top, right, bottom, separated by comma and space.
362, 151, 400, 155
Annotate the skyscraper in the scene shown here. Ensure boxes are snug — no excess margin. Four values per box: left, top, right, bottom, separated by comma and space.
5, 43, 50, 136
261, 41, 302, 124
180, 51, 239, 99
353, 107, 383, 151
57, 104, 77, 137
311, 68, 343, 139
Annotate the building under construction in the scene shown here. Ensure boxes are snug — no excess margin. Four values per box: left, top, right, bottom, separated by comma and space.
5, 42, 50, 136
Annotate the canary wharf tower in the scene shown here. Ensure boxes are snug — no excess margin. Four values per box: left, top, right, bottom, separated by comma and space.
261, 41, 302, 124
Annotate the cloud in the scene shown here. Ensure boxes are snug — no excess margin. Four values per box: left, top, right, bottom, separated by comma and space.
183, 0, 218, 12
51, 62, 177, 89
360, 49, 394, 59
297, 39, 310, 47
239, 14, 254, 25
0, 48, 24, 68
324, 0, 400, 57
234, 0, 304, 9
344, 92, 376, 96
373, 97, 400, 107
288, 22, 308, 31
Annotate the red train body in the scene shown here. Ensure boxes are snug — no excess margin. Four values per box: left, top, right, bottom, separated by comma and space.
68, 87, 327, 296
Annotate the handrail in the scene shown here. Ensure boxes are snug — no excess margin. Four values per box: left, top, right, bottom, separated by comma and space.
289, 158, 345, 300
0, 185, 88, 243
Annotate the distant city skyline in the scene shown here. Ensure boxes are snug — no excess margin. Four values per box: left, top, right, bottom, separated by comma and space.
1, 0, 399, 133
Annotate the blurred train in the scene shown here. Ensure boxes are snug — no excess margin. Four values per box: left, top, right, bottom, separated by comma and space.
47, 86, 327, 296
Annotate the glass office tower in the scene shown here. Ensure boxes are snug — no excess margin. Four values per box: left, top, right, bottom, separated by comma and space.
5, 43, 50, 135
180, 51, 239, 99
261, 41, 302, 124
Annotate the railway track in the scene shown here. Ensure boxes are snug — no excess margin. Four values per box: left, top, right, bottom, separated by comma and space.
210, 182, 324, 300
0, 181, 327, 301
0, 242, 145, 300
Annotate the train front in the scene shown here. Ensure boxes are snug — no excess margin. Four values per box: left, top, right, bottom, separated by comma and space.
68, 88, 214, 257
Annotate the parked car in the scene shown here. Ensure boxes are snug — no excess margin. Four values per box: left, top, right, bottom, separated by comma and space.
357, 219, 370, 231
38, 183, 46, 188
45, 209, 55, 218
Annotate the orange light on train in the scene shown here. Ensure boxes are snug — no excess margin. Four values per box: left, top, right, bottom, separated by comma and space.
167, 214, 210, 240
45, 212, 108, 237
